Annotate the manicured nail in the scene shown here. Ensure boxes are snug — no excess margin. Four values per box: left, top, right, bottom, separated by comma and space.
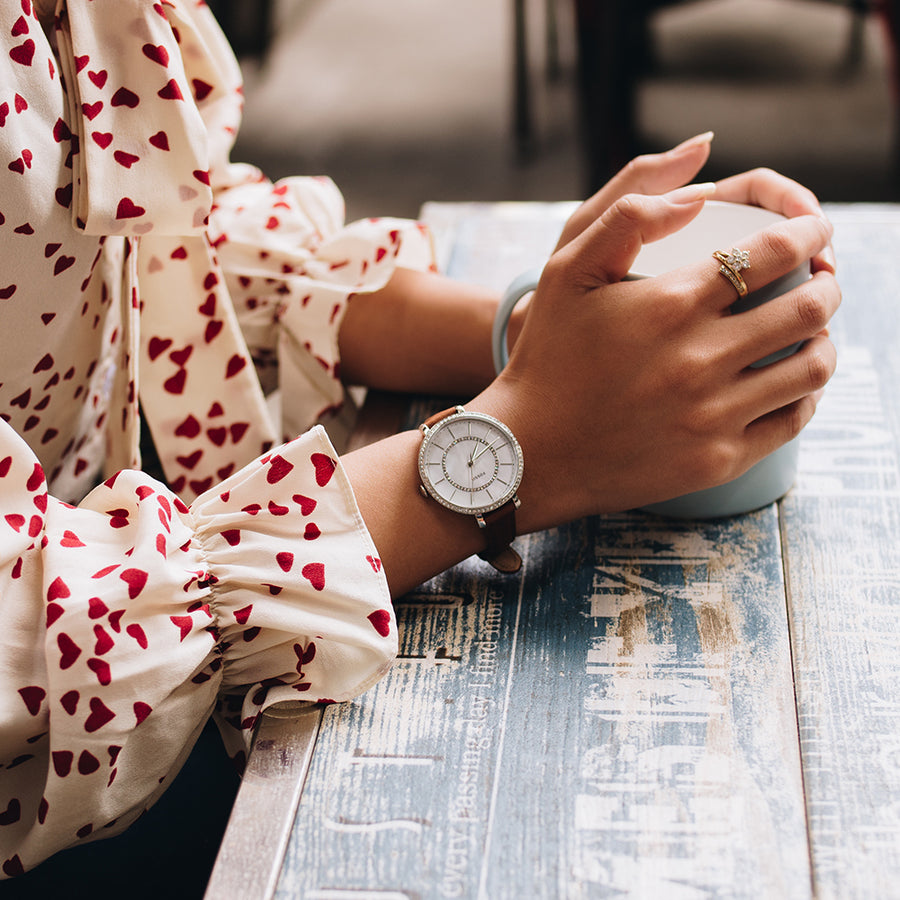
673, 131, 715, 153
669, 182, 717, 204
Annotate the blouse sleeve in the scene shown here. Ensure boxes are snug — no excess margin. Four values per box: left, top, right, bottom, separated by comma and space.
0, 419, 395, 878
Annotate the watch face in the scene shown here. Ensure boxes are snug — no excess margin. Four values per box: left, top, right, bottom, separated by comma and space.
419, 411, 523, 515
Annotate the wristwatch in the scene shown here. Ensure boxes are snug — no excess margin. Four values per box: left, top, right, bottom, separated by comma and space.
417, 406, 524, 573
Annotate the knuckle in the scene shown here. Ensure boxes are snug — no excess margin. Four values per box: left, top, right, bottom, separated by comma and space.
782, 397, 813, 442
611, 192, 644, 225
792, 286, 829, 334
803, 342, 835, 389
623, 153, 656, 182
759, 223, 795, 263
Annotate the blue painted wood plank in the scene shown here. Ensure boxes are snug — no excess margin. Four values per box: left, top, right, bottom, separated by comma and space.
780, 204, 900, 898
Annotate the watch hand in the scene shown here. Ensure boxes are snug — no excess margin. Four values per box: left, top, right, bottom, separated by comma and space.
471, 438, 500, 464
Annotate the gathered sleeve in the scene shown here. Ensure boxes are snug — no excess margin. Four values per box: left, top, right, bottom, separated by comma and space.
0, 419, 394, 877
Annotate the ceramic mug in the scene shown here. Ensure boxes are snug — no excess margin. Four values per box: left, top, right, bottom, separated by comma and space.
491, 200, 810, 519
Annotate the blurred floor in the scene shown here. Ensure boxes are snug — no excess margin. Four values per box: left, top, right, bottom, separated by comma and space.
230, 0, 898, 221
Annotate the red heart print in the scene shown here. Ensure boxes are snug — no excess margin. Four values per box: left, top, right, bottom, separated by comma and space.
85, 697, 116, 733
87, 659, 111, 686
366, 555, 383, 573
56, 183, 73, 208
164, 369, 187, 394
93, 624, 114, 655
204, 320, 223, 343
276, 551, 293, 572
78, 750, 101, 775
0, 800, 21, 827
158, 79, 183, 100
58, 633, 82, 669
311, 453, 336, 487
225, 355, 246, 378
61, 690, 80, 715
198, 293, 216, 315
174, 414, 200, 437
303, 523, 321, 540
234, 604, 253, 625
169, 345, 193, 366
148, 336, 173, 360
230, 423, 249, 443
0, 102, 7, 127
242, 503, 261, 516
134, 702, 152, 725
149, 130, 170, 151
15, 93, 27, 113
267, 455, 294, 484
46, 603, 64, 628
0, 456, 12, 478
53, 255, 75, 275
126, 624, 148, 649
111, 87, 139, 108
367, 609, 392, 637
192, 78, 214, 101
47, 576, 71, 601
9, 39, 35, 66
0, 285, 16, 300
116, 197, 146, 219
170, 615, 193, 642
2, 856, 25, 878
176, 449, 202, 470
292, 494, 316, 515
82, 101, 103, 121
113, 150, 140, 168
301, 562, 326, 592
208, 402, 224, 418
120, 568, 148, 599
61, 530, 85, 547
222, 529, 241, 546
142, 43, 170, 66
207, 426, 226, 446
88, 597, 109, 619
52, 750, 74, 777
203, 271, 218, 290
11, 15, 28, 37
74, 54, 89, 73
18, 685, 45, 716
190, 477, 212, 495
88, 69, 108, 88
268, 501, 289, 516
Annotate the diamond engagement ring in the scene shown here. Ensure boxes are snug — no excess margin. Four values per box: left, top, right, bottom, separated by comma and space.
713, 247, 751, 298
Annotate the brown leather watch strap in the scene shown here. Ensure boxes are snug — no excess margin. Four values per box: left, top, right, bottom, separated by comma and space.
422, 406, 461, 430
477, 501, 522, 573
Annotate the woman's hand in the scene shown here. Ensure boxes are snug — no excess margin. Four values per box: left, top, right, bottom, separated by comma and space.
476, 185, 841, 531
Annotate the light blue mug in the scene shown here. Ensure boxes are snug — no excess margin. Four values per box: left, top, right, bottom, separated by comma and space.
492, 201, 810, 519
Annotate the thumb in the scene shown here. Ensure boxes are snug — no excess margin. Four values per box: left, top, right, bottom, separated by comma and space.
569, 183, 717, 285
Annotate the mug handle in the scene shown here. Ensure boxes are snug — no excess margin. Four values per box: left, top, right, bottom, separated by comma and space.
492, 268, 543, 374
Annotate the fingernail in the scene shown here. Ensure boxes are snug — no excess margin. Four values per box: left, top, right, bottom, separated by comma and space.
673, 131, 715, 153
669, 182, 717, 204
821, 245, 837, 273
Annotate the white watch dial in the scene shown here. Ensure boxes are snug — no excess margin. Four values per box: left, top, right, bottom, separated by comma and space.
418, 411, 523, 516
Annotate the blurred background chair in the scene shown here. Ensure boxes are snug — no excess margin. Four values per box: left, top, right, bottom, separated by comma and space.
545, 0, 900, 191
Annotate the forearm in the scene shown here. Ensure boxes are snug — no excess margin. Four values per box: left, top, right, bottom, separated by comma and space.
337, 267, 502, 396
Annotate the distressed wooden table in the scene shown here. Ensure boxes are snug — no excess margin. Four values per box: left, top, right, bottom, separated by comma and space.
206, 203, 900, 900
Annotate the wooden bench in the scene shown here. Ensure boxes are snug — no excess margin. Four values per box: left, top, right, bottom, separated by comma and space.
206, 202, 900, 899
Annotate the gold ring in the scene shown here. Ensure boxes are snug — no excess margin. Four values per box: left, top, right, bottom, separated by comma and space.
713, 247, 751, 298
